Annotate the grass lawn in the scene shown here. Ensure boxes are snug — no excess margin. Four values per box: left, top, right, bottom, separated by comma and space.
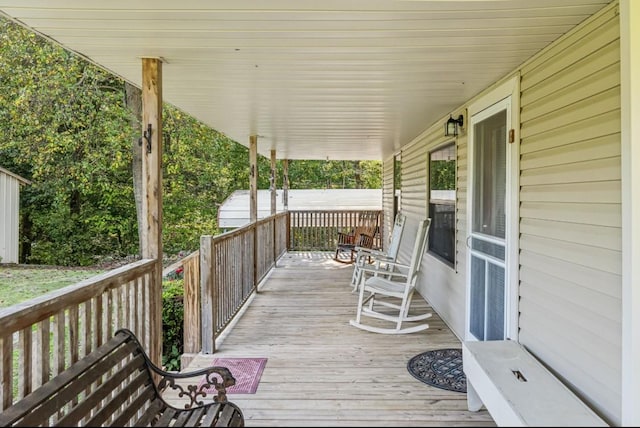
0, 265, 105, 308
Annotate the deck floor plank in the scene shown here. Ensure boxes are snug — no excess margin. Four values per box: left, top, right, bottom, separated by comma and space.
170, 252, 495, 427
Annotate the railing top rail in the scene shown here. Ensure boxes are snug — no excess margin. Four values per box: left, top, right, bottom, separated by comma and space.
208, 212, 287, 243
256, 211, 288, 223
0, 258, 156, 334
288, 209, 382, 214
162, 250, 200, 277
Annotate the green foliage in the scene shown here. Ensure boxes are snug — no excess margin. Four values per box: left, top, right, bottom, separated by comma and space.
162, 278, 184, 371
430, 160, 456, 190
287, 160, 381, 189
0, 18, 137, 265
161, 108, 246, 253
0, 16, 382, 266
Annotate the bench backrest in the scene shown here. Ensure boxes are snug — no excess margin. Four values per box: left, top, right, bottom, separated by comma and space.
0, 330, 157, 427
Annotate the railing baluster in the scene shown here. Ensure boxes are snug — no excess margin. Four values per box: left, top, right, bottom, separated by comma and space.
1, 334, 12, 409
53, 311, 65, 377
105, 289, 113, 341
18, 327, 32, 399
36, 319, 50, 389
83, 301, 92, 357
0, 259, 157, 418
69, 305, 79, 366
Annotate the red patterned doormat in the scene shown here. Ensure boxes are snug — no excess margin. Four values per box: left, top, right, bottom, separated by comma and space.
198, 358, 268, 394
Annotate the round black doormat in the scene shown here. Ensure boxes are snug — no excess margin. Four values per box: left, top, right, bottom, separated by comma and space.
407, 348, 466, 393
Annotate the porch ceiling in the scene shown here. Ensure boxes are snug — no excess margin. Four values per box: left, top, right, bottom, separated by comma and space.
0, 0, 609, 161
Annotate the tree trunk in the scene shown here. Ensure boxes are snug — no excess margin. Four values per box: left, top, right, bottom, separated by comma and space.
353, 161, 362, 189
125, 82, 144, 256
20, 211, 32, 263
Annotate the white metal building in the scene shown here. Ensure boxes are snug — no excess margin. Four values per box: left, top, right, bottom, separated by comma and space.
0, 167, 30, 264
218, 189, 382, 229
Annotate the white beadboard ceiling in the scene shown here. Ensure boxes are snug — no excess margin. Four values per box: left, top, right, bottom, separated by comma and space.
0, 0, 610, 160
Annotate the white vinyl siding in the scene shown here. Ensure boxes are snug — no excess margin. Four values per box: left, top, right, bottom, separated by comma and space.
394, 124, 467, 338
388, 1, 620, 422
519, 3, 621, 425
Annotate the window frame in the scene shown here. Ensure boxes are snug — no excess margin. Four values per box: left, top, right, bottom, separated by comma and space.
427, 142, 457, 268
393, 153, 401, 218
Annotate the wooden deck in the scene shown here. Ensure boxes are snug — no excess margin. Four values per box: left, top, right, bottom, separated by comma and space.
177, 252, 495, 427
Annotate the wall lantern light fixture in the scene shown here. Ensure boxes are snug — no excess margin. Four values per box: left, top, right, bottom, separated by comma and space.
445, 114, 464, 137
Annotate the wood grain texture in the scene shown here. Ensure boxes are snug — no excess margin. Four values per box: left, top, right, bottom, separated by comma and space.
173, 252, 495, 427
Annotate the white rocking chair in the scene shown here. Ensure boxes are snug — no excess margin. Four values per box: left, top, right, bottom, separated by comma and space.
349, 218, 432, 334
350, 212, 407, 292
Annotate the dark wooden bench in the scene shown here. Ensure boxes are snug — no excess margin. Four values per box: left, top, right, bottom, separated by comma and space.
0, 329, 244, 427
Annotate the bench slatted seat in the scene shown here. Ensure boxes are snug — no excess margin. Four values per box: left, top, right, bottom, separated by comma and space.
0, 329, 244, 427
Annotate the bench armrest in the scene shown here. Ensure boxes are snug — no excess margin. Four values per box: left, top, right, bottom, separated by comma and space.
116, 328, 235, 409
153, 363, 236, 408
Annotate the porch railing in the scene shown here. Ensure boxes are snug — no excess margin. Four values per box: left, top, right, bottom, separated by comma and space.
179, 210, 380, 359
0, 258, 160, 410
197, 212, 288, 354
288, 209, 383, 250
0, 209, 379, 404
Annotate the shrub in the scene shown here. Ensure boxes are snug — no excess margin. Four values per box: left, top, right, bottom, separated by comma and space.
162, 278, 184, 371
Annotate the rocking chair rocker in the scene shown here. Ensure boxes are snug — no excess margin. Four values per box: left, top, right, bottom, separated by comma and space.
350, 218, 432, 334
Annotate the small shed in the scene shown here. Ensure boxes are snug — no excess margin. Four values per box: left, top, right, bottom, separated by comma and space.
0, 167, 31, 264
218, 189, 382, 230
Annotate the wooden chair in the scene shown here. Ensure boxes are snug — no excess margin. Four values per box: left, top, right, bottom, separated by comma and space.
350, 212, 406, 291
334, 211, 379, 264
349, 218, 432, 334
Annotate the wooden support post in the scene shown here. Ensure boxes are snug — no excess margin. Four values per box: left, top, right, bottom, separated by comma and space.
182, 253, 201, 366
270, 149, 277, 265
249, 136, 258, 291
283, 159, 290, 250
249, 135, 258, 223
282, 159, 289, 211
141, 57, 163, 367
270, 149, 277, 216
200, 236, 215, 353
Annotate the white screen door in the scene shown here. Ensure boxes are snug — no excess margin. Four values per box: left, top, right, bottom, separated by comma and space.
467, 98, 510, 341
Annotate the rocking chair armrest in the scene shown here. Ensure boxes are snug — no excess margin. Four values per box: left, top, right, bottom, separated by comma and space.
356, 233, 375, 249
337, 231, 356, 244
358, 264, 409, 278
378, 260, 410, 270
354, 246, 385, 256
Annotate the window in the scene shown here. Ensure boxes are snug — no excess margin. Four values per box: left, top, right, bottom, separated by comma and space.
428, 143, 456, 267
393, 153, 402, 217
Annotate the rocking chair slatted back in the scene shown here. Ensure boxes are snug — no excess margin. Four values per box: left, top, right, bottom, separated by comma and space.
334, 211, 380, 264
350, 212, 406, 290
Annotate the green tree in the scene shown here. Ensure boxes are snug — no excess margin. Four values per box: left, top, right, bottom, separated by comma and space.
0, 16, 382, 266
430, 160, 455, 190
0, 18, 137, 265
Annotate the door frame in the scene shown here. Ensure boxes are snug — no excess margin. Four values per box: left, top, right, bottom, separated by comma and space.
465, 75, 520, 341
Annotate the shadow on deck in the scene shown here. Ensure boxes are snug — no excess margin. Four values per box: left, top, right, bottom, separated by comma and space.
176, 252, 495, 427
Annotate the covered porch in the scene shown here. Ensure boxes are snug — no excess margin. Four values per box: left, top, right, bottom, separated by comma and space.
1, 1, 639, 425
177, 251, 494, 427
